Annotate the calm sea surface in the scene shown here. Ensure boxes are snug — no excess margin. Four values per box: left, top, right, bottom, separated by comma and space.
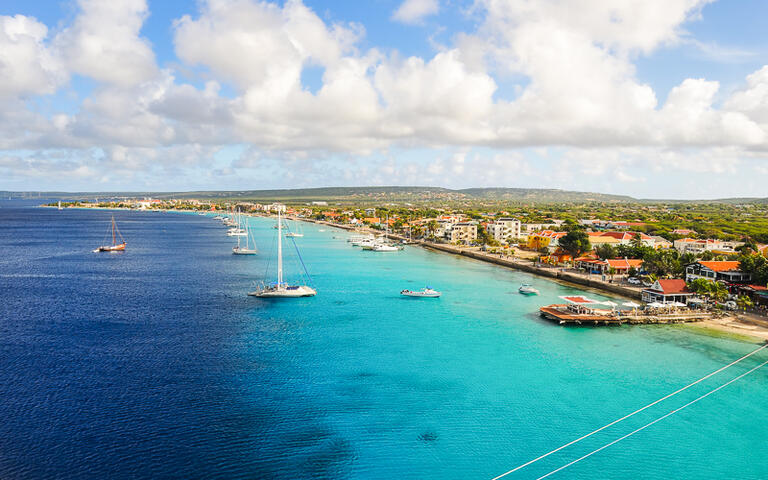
0, 201, 766, 479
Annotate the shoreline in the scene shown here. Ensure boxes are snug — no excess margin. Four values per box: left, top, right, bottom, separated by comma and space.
301, 217, 768, 343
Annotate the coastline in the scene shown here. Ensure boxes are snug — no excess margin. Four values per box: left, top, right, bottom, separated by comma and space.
301, 216, 768, 343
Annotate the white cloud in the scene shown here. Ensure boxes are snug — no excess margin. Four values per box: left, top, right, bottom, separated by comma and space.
54, 0, 157, 88
0, 15, 65, 98
392, 0, 439, 25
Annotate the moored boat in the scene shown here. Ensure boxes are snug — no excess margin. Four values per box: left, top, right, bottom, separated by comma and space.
519, 283, 540, 295
249, 211, 316, 298
401, 287, 441, 298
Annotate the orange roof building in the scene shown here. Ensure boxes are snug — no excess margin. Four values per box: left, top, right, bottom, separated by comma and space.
685, 261, 750, 284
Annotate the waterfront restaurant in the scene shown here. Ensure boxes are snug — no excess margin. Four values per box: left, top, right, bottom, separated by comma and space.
642, 279, 694, 305
684, 261, 751, 284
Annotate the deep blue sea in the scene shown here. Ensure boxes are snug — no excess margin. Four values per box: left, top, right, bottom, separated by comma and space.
1, 201, 766, 479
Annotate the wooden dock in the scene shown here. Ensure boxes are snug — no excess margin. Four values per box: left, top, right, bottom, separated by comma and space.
540, 304, 713, 326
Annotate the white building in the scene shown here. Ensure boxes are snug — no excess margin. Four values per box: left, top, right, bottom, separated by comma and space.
490, 218, 522, 243
262, 203, 287, 213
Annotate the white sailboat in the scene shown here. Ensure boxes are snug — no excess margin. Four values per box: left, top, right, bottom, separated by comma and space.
58, 200, 63, 210
227, 209, 247, 236
285, 219, 304, 238
233, 219, 258, 255
248, 211, 316, 298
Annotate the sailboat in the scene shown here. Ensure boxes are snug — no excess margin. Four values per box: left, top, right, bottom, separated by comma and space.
58, 201, 63, 210
95, 215, 126, 252
227, 209, 247, 236
285, 219, 304, 238
233, 219, 258, 255
249, 211, 316, 298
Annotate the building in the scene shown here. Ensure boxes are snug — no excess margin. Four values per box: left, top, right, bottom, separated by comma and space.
521, 221, 564, 234
685, 261, 751, 284
450, 222, 477, 244
672, 228, 697, 236
594, 231, 654, 247
673, 238, 724, 254
642, 279, 694, 304
490, 218, 522, 243
574, 257, 643, 274
263, 203, 287, 213
526, 230, 567, 251
649, 236, 673, 249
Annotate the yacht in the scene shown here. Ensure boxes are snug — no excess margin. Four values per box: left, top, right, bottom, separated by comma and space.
401, 287, 441, 298
249, 211, 316, 298
233, 221, 258, 255
519, 284, 540, 295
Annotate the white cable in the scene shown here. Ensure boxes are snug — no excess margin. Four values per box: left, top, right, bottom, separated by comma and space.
490, 343, 768, 480
536, 357, 768, 479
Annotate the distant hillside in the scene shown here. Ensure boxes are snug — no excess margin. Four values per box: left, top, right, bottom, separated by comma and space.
3, 187, 765, 204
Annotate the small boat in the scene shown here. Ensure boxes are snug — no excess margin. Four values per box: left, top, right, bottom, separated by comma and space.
519, 284, 540, 295
401, 287, 441, 298
318, 229, 326, 232
249, 210, 316, 298
95, 215, 126, 252
58, 201, 63, 210
372, 243, 402, 252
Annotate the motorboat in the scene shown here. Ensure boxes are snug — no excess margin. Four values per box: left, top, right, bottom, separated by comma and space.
519, 284, 540, 295
372, 243, 402, 252
401, 287, 441, 298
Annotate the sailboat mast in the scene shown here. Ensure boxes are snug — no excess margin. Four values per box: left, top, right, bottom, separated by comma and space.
277, 210, 283, 286
112, 216, 116, 245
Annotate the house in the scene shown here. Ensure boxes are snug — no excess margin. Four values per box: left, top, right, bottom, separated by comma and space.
521, 221, 564, 234
362, 217, 381, 225
673, 238, 723, 254
490, 218, 522, 243
608, 221, 647, 230
672, 228, 697, 236
685, 261, 751, 284
735, 284, 768, 306
595, 231, 654, 247
587, 232, 622, 247
364, 208, 376, 216
574, 257, 643, 274
649, 236, 673, 249
450, 222, 477, 244
526, 230, 567, 251
642, 279, 693, 304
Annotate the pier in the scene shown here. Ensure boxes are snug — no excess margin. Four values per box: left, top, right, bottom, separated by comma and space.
539, 304, 717, 326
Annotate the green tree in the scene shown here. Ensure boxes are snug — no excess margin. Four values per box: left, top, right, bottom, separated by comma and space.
595, 244, 617, 260
558, 229, 591, 259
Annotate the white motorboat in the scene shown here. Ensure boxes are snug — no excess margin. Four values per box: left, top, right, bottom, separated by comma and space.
227, 228, 247, 236
249, 211, 316, 298
401, 287, 441, 298
372, 243, 402, 252
518, 284, 540, 295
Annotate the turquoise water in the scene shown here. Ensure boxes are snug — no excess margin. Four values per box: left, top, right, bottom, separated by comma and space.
244, 216, 768, 479
1, 206, 765, 479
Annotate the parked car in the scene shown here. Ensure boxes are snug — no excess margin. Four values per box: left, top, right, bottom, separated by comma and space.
627, 277, 642, 285
724, 301, 737, 311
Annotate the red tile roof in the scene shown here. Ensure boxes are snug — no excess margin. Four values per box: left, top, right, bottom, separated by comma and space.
606, 259, 643, 269
654, 279, 690, 294
698, 261, 741, 272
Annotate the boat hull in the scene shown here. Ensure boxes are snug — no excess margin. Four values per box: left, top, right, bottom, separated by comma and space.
248, 285, 316, 297
232, 248, 257, 255
97, 243, 126, 252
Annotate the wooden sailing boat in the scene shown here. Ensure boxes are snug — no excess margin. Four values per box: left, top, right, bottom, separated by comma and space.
96, 215, 126, 252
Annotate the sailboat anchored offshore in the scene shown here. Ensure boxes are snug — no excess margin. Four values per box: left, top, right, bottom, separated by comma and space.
248, 211, 315, 298
95, 215, 126, 252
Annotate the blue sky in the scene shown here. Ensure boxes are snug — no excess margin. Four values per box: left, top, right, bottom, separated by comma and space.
1, 0, 767, 198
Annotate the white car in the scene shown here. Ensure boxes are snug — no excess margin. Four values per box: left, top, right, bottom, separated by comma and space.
724, 301, 737, 311
627, 277, 642, 285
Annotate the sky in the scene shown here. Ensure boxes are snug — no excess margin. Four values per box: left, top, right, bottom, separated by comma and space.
1, 0, 768, 199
